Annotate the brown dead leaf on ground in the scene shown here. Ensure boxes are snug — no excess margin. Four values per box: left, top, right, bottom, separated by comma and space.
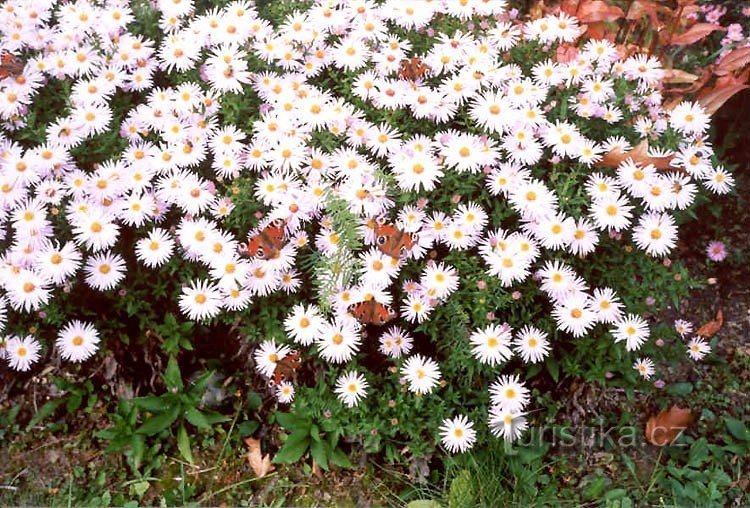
696, 309, 723, 338
645, 406, 693, 446
245, 437, 275, 478
595, 139, 674, 170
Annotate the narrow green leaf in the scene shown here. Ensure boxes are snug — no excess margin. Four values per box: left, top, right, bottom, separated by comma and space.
309, 440, 330, 471
177, 423, 193, 464
133, 395, 171, 412
136, 405, 180, 436
329, 448, 353, 469
184, 407, 212, 430
273, 430, 310, 464
25, 399, 65, 430
163, 356, 184, 392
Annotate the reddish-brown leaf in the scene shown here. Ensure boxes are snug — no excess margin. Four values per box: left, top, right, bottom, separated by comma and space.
696, 309, 723, 338
662, 69, 700, 85
245, 437, 275, 478
576, 0, 624, 23
670, 23, 725, 46
626, 0, 669, 26
596, 139, 674, 170
556, 43, 579, 64
645, 406, 693, 446
697, 83, 750, 115
559, 0, 578, 16
715, 47, 750, 76
585, 21, 616, 40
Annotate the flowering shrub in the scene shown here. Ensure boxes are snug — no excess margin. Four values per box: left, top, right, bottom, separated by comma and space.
0, 0, 736, 460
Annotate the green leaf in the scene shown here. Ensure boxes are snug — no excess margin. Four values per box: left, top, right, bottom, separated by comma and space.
725, 418, 749, 441
163, 356, 184, 392
136, 405, 180, 436
603, 488, 628, 500
129, 481, 150, 499
310, 424, 321, 442
309, 439, 330, 471
66, 392, 83, 413
129, 435, 145, 471
273, 429, 310, 464
406, 501, 441, 508
666, 382, 693, 396
546, 357, 560, 382
237, 420, 259, 437
329, 448, 353, 469
246, 391, 263, 411
190, 371, 215, 394
177, 423, 193, 464
133, 395, 171, 412
688, 437, 709, 467
184, 407, 212, 430
275, 412, 310, 432
25, 399, 65, 430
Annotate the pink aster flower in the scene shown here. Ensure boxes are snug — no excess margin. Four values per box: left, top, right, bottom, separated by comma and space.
706, 241, 727, 262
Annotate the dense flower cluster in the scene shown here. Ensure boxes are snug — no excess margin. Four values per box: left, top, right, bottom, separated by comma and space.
0, 0, 733, 451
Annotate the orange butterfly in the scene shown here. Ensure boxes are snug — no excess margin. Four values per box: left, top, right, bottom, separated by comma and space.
270, 350, 301, 386
375, 221, 414, 259
398, 57, 428, 82
0, 52, 24, 81
348, 299, 397, 326
242, 218, 286, 260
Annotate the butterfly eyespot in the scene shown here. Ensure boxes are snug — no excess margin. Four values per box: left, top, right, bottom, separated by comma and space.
255, 245, 264, 257
268, 379, 277, 387
272, 218, 284, 227
377, 235, 387, 245
289, 349, 298, 356
376, 216, 386, 226
239, 242, 248, 252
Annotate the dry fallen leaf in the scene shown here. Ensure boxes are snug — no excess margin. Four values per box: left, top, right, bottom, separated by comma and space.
626, 0, 669, 27
670, 23, 725, 46
575, 0, 624, 23
696, 309, 723, 338
662, 69, 700, 85
697, 82, 750, 115
715, 47, 750, 76
595, 139, 674, 170
245, 437, 275, 478
645, 405, 693, 446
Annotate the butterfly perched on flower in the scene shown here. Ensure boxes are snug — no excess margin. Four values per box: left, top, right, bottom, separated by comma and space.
0, 51, 24, 81
269, 350, 301, 386
348, 298, 397, 326
241, 218, 286, 260
398, 57, 429, 82
375, 219, 414, 259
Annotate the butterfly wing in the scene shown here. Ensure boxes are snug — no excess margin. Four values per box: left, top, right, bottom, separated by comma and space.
375, 224, 413, 259
247, 220, 287, 260
0, 52, 23, 80
398, 57, 427, 81
349, 300, 396, 325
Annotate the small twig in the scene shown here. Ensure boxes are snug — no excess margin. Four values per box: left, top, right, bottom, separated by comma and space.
215, 404, 242, 468
644, 448, 665, 499
199, 472, 277, 503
